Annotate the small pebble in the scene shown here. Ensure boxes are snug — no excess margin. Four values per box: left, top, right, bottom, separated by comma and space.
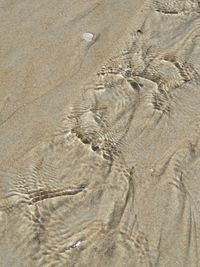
82, 32, 94, 42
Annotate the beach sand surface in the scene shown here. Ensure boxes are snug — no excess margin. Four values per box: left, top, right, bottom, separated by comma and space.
1, 0, 200, 266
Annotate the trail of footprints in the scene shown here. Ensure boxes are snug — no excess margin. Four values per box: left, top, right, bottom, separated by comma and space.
1, 1, 200, 266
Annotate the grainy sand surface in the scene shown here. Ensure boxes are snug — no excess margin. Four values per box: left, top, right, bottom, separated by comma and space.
1, 0, 200, 266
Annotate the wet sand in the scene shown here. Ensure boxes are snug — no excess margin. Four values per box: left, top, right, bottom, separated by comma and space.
1, 0, 200, 266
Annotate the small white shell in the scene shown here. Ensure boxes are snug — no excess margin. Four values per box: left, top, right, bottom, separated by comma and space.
72, 240, 81, 248
82, 32, 94, 42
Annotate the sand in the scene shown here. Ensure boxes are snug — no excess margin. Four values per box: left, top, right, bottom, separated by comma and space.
0, 0, 200, 266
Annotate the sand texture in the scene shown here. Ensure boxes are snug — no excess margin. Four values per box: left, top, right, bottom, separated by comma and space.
1, 0, 200, 266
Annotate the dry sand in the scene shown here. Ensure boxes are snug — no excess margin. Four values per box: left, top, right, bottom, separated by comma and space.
1, 0, 200, 266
